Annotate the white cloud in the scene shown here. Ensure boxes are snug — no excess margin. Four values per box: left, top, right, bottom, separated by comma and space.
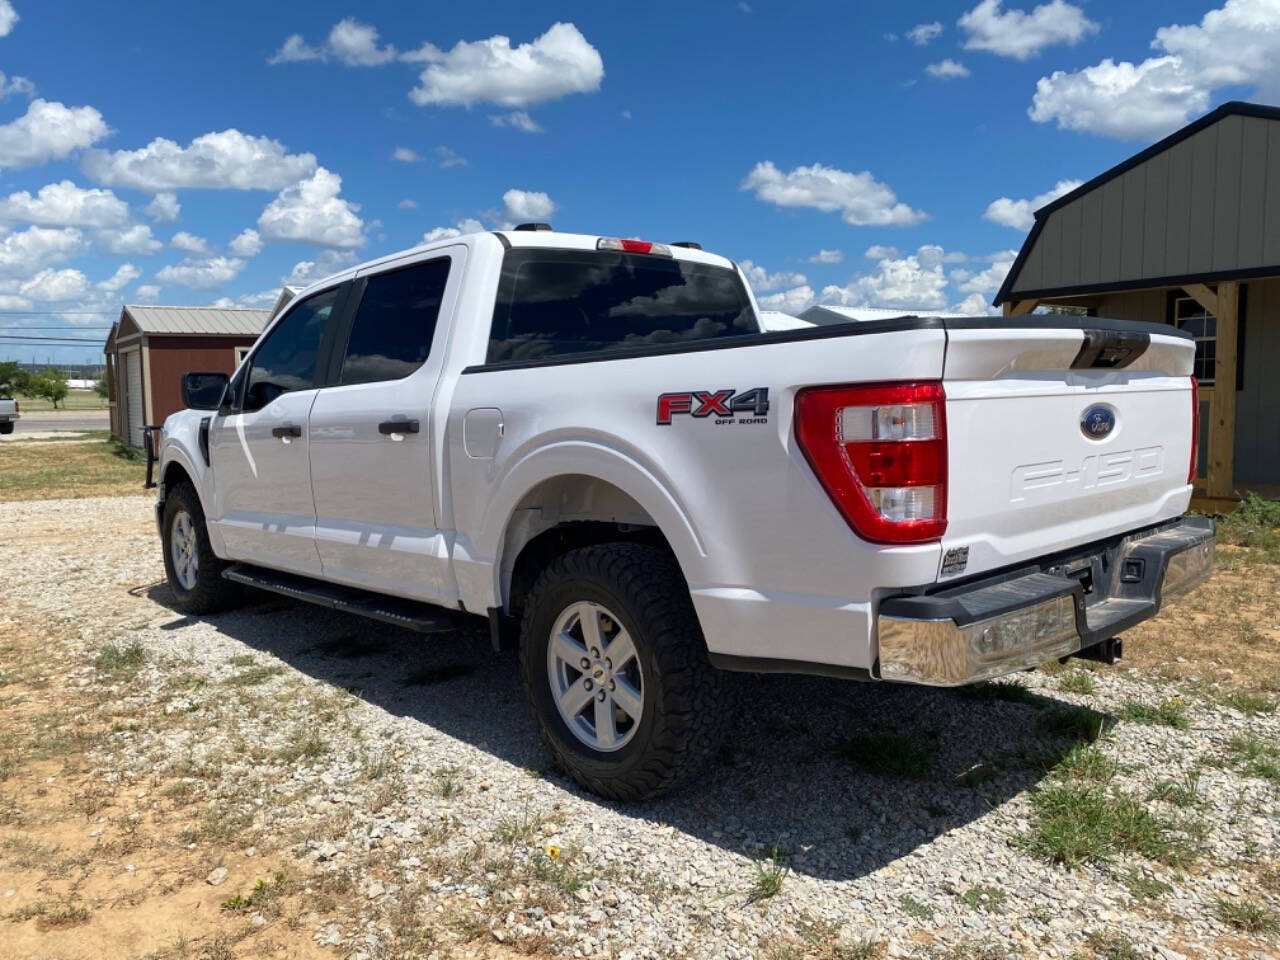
100, 223, 162, 255
408, 22, 604, 108
155, 256, 245, 290
398, 198, 418, 210
144, 191, 179, 222
0, 226, 87, 273
1029, 0, 1280, 139
959, 0, 1098, 60
133, 284, 161, 302
436, 145, 466, 168
19, 268, 89, 302
0, 99, 109, 169
0, 72, 34, 99
97, 263, 141, 293
953, 250, 1018, 295
212, 289, 280, 310
865, 244, 901, 260
270, 18, 398, 66
0, 180, 129, 228
229, 228, 262, 257
984, 178, 1083, 229
257, 168, 365, 248
284, 249, 358, 287
392, 147, 422, 163
502, 188, 555, 221
739, 260, 807, 292
926, 59, 971, 79
0, 1, 17, 37
83, 129, 317, 191
489, 110, 544, 133
808, 248, 844, 264
422, 218, 486, 243
742, 161, 927, 227
820, 245, 960, 310
908, 22, 943, 45
758, 284, 815, 313
170, 231, 208, 254
952, 292, 996, 315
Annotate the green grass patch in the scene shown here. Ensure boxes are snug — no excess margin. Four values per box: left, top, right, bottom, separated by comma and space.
1221, 691, 1276, 717
1020, 783, 1193, 867
898, 895, 934, 920
94, 640, 145, 675
1226, 733, 1280, 782
1147, 770, 1202, 808
1084, 930, 1142, 960
1215, 493, 1280, 564
835, 732, 936, 779
1039, 704, 1110, 742
959, 885, 1006, 913
1052, 743, 1118, 784
1119, 697, 1190, 729
1214, 897, 1279, 934
1119, 867, 1172, 901
0, 434, 145, 502
747, 847, 789, 904
1056, 671, 1096, 695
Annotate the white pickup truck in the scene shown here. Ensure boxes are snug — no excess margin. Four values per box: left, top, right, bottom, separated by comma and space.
0, 395, 17, 434
151, 226, 1214, 799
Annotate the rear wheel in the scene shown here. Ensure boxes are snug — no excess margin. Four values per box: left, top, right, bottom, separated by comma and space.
519, 543, 725, 801
0, 422, 13, 435
162, 481, 241, 614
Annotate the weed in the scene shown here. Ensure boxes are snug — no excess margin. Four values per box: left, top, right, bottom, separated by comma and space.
835, 733, 935, 779
1057, 671, 1096, 695
748, 847, 789, 903
1227, 733, 1280, 782
1021, 783, 1192, 867
1039, 704, 1109, 742
94, 641, 145, 675
1148, 770, 1202, 808
434, 765, 464, 798
1222, 691, 1276, 716
1119, 697, 1190, 730
960, 884, 1006, 913
495, 807, 545, 844
224, 664, 283, 687
1053, 743, 1118, 784
1214, 897, 1279, 934
276, 728, 328, 764
221, 872, 292, 917
1120, 867, 1172, 901
227, 654, 256, 668
1085, 930, 1142, 960
899, 895, 934, 920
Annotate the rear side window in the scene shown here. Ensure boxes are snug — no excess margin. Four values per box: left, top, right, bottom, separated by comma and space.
340, 258, 451, 385
487, 250, 759, 364
243, 286, 339, 412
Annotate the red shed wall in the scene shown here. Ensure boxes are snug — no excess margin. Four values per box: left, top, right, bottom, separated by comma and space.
146, 335, 257, 424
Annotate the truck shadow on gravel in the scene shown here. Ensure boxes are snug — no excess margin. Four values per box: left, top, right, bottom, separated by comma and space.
150, 587, 1109, 882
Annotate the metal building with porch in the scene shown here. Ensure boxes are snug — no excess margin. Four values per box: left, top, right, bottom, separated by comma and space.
995, 101, 1280, 508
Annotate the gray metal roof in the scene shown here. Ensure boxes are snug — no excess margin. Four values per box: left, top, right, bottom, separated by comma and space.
121, 304, 272, 336
997, 101, 1280, 304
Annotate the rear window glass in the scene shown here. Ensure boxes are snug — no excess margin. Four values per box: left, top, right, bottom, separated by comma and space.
487, 249, 759, 364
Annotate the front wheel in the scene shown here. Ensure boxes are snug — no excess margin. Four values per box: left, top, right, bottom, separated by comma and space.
161, 481, 241, 614
519, 543, 725, 801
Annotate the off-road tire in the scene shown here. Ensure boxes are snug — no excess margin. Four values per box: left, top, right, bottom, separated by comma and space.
0, 421, 13, 434
161, 481, 242, 614
519, 542, 726, 801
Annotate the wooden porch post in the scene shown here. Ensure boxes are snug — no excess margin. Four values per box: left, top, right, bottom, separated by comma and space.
1206, 281, 1238, 500
1002, 299, 1039, 317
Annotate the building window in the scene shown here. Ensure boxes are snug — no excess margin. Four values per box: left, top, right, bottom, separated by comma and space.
1174, 296, 1216, 384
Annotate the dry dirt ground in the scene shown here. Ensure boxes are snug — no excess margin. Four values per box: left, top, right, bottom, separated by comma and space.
1, 473, 1278, 958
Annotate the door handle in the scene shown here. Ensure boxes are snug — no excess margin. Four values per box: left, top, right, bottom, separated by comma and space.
271, 424, 302, 439
378, 419, 420, 435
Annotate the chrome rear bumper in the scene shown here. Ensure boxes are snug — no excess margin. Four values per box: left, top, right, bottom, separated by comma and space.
876, 516, 1215, 687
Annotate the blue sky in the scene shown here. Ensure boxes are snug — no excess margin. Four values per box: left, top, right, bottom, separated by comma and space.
2, 0, 1277, 363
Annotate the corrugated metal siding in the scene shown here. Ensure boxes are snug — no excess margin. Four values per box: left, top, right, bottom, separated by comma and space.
122, 305, 271, 336
1010, 113, 1280, 295
1235, 280, 1280, 485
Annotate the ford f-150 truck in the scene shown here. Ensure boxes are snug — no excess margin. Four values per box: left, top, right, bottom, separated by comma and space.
0, 395, 18, 434
151, 226, 1214, 799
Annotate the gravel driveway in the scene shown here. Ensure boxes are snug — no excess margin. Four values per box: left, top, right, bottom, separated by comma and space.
2, 495, 1277, 960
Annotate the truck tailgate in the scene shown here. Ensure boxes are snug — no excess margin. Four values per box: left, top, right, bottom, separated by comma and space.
939, 321, 1196, 580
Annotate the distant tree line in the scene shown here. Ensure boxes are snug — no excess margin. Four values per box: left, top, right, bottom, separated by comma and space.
0, 361, 72, 408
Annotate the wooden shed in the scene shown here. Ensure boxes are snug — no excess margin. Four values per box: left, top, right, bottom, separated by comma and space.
104, 304, 271, 448
994, 101, 1280, 508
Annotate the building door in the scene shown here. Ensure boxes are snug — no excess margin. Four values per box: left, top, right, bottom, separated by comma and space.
208, 285, 346, 576
122, 348, 144, 449
307, 250, 462, 603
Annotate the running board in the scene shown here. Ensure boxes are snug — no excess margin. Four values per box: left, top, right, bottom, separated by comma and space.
221, 563, 459, 634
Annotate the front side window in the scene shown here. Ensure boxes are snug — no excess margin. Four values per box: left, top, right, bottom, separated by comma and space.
243, 287, 340, 412
488, 250, 759, 364
340, 258, 450, 386
1174, 295, 1216, 384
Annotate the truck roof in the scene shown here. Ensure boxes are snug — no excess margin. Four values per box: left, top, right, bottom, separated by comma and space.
290, 229, 738, 302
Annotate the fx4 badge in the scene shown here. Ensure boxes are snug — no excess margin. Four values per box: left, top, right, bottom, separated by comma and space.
656, 388, 770, 425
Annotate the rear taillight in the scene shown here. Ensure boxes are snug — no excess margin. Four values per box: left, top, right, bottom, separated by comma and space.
1188, 376, 1198, 484
12, 399, 16, 413
795, 381, 947, 544
597, 237, 673, 257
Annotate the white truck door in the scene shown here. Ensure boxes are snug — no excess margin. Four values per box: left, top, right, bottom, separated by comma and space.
208, 284, 346, 576
307, 248, 464, 604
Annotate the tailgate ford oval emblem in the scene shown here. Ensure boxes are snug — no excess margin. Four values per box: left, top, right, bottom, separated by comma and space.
1080, 405, 1116, 440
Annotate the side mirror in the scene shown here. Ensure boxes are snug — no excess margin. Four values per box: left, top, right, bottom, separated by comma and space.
181, 371, 229, 410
